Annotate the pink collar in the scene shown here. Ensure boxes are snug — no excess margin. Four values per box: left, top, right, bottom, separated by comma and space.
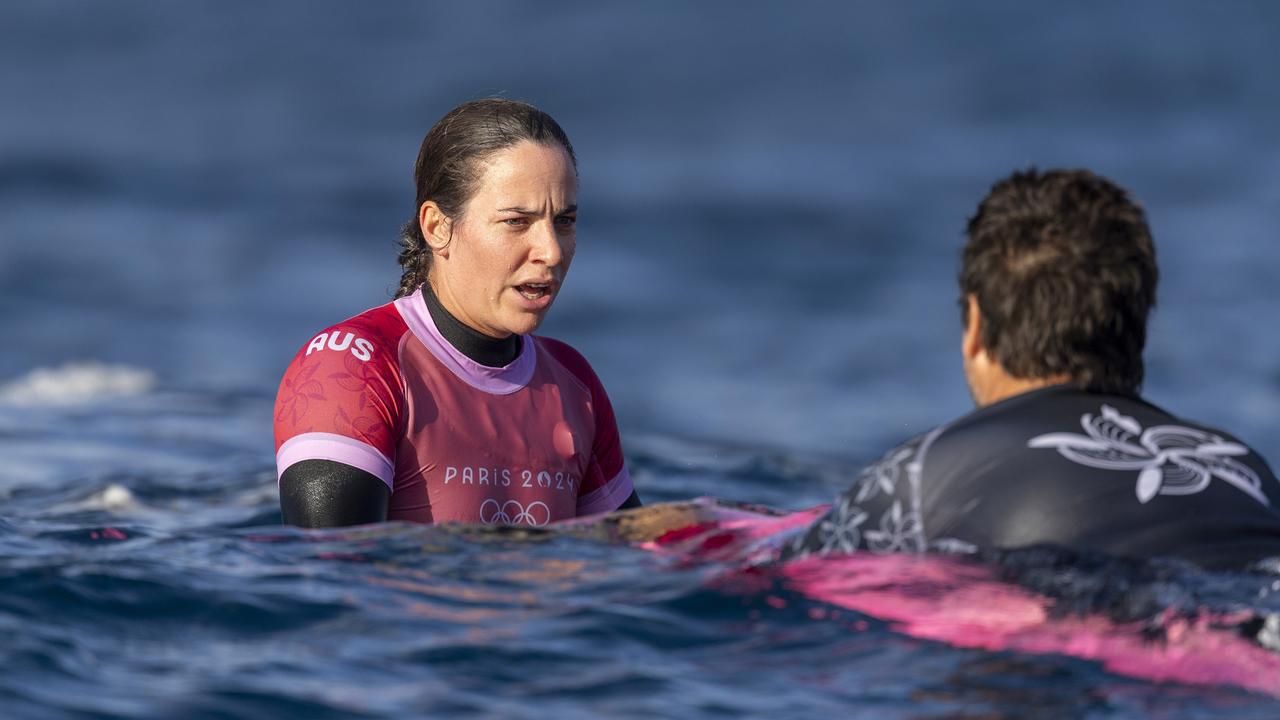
394, 289, 537, 395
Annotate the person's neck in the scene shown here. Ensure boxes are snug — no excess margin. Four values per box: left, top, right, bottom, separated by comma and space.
421, 282, 521, 368
973, 374, 1071, 407
965, 351, 1073, 407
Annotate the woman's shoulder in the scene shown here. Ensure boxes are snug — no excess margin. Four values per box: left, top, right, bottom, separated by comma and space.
532, 336, 603, 388
285, 301, 411, 372
328, 301, 409, 341
307, 301, 409, 347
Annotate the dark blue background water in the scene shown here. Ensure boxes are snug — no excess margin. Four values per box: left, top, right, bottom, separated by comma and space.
3, 2, 1280, 717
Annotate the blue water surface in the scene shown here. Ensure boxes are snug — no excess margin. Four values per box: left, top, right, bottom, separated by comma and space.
3, 2, 1280, 717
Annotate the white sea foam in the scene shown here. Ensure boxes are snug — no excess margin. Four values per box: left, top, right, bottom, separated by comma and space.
100, 483, 137, 510
45, 483, 146, 516
0, 362, 155, 406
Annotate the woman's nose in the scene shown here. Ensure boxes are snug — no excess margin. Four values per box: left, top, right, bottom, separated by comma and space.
530, 222, 564, 266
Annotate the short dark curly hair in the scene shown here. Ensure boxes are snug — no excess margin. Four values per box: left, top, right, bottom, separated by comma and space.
395, 98, 576, 298
960, 168, 1158, 394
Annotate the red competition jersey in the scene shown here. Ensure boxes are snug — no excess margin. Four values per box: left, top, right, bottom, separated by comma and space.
273, 288, 634, 525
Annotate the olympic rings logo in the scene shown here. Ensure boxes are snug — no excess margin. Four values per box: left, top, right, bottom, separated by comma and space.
478, 499, 552, 526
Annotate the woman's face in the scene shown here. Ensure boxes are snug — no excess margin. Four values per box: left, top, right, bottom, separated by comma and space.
426, 141, 578, 338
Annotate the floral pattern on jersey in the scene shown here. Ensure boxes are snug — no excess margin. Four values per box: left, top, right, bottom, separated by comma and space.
332, 404, 391, 448
854, 446, 916, 504
787, 431, 937, 560
1028, 404, 1268, 506
809, 496, 869, 555
864, 500, 925, 554
274, 340, 399, 454
275, 360, 326, 427
322, 350, 396, 450
329, 351, 385, 413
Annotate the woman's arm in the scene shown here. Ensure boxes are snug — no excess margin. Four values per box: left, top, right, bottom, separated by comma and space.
274, 311, 407, 529
279, 459, 390, 527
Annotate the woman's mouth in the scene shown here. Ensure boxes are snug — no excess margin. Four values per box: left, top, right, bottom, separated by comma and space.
516, 282, 554, 301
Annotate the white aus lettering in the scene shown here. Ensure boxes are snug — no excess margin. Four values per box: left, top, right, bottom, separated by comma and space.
352, 338, 373, 362
305, 331, 375, 362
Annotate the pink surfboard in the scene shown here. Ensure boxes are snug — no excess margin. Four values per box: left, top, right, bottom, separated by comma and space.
567, 498, 1280, 698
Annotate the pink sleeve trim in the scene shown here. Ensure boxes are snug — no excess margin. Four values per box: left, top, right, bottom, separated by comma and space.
276, 432, 395, 490
576, 468, 634, 516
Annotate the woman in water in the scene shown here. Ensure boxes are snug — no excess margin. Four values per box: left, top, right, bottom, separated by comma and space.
273, 99, 641, 528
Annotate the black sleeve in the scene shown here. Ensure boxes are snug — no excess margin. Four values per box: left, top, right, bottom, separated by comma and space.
279, 459, 391, 528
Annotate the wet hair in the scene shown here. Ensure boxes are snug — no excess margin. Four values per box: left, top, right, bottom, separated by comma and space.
960, 168, 1158, 394
395, 98, 577, 298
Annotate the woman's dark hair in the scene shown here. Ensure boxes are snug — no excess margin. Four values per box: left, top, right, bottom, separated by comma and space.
960, 168, 1158, 394
395, 98, 577, 298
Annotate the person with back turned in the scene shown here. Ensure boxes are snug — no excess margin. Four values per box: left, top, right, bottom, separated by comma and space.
788, 169, 1280, 570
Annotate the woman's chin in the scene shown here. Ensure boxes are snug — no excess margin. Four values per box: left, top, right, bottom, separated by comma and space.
499, 310, 549, 337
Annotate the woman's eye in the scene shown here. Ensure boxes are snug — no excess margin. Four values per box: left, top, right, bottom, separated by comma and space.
503, 217, 528, 227
555, 216, 577, 227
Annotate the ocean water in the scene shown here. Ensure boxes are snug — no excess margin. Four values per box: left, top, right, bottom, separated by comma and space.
3, 2, 1280, 717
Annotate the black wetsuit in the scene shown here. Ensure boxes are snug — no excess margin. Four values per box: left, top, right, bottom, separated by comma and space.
787, 385, 1280, 571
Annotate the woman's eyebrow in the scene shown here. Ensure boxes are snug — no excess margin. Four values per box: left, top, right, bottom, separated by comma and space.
496, 204, 578, 215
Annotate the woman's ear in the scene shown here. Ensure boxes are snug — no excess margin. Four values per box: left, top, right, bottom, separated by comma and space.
420, 201, 452, 257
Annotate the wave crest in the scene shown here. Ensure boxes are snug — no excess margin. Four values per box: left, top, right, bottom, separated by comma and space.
0, 362, 155, 406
